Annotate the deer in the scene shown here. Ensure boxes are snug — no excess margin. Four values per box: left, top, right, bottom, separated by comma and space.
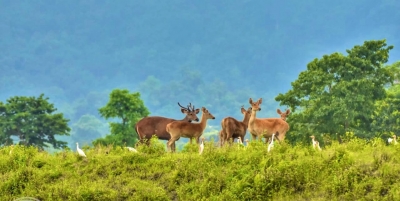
135, 102, 200, 152
166, 107, 215, 152
247, 98, 290, 143
219, 106, 252, 146
264, 108, 291, 143
277, 109, 291, 121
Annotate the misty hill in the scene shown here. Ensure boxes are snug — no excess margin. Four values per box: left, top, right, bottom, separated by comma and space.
1, 0, 399, 147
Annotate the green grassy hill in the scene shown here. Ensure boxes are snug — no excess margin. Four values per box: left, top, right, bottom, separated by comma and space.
2, 137, 400, 200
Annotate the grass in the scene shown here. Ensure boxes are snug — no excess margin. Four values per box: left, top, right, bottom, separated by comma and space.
2, 137, 400, 201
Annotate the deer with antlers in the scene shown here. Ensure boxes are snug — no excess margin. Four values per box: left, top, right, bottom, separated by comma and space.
166, 107, 215, 152
135, 102, 200, 152
248, 98, 290, 143
219, 106, 252, 146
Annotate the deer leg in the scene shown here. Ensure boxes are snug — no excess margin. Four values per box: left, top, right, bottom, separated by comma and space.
168, 137, 178, 152
251, 134, 257, 141
220, 130, 226, 147
275, 132, 283, 143
196, 137, 200, 144
220, 136, 224, 147
225, 129, 234, 146
172, 141, 176, 152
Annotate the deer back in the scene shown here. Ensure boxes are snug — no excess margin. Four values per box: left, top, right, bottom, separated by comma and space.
166, 107, 215, 139
136, 116, 178, 140
221, 117, 247, 139
253, 118, 289, 139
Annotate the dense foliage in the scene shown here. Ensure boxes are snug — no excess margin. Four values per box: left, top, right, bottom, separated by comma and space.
93, 89, 149, 147
2, 137, 400, 200
0, 94, 70, 149
276, 40, 399, 143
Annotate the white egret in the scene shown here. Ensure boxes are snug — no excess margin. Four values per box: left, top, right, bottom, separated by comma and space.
268, 133, 275, 152
388, 137, 394, 144
76, 142, 87, 157
392, 135, 398, 145
199, 137, 205, 155
310, 135, 322, 151
9, 144, 14, 155
125, 146, 138, 152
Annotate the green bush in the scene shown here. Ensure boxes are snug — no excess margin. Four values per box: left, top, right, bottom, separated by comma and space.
2, 138, 400, 200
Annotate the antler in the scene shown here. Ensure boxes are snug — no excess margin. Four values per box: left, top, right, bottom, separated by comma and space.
178, 102, 189, 111
189, 103, 195, 111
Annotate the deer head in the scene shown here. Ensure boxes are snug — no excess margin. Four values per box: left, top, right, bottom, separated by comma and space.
249, 98, 262, 111
241, 105, 252, 115
277, 109, 291, 121
201, 107, 215, 120
178, 102, 200, 122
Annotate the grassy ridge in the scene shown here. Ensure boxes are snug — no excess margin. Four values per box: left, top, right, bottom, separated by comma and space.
1, 137, 400, 201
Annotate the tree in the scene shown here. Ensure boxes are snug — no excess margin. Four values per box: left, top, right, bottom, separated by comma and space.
0, 94, 70, 149
275, 40, 394, 143
371, 61, 400, 138
93, 89, 150, 146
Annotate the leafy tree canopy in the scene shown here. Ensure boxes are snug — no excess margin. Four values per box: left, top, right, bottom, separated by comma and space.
371, 61, 400, 138
0, 94, 70, 149
93, 89, 149, 146
276, 40, 395, 143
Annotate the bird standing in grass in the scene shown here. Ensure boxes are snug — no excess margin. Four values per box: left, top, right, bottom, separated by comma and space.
389, 135, 398, 145
76, 142, 87, 157
199, 137, 205, 155
388, 137, 393, 144
310, 135, 322, 151
125, 146, 138, 152
9, 144, 14, 155
268, 133, 275, 152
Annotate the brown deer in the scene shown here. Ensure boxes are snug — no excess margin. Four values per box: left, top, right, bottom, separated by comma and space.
135, 103, 200, 151
166, 107, 215, 152
277, 109, 291, 121
264, 108, 291, 143
219, 106, 252, 146
248, 98, 290, 143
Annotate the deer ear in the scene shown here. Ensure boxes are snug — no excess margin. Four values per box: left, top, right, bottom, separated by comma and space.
277, 109, 282, 114
286, 109, 291, 115
181, 108, 188, 114
258, 98, 262, 104
249, 98, 253, 104
195, 108, 200, 114
241, 107, 246, 114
